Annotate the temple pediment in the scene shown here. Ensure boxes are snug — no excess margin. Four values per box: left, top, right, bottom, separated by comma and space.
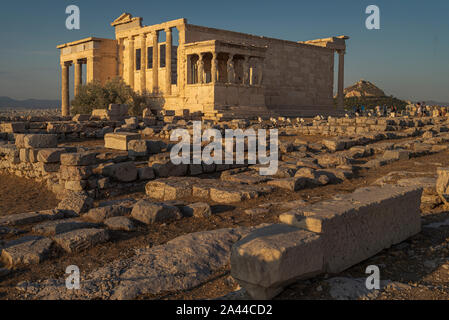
111, 12, 142, 27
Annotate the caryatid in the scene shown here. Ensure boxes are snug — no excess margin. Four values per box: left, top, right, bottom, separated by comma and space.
242, 56, 249, 85
226, 54, 235, 84
198, 54, 205, 84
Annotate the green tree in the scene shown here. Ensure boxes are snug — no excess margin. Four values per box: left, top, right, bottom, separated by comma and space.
70, 77, 162, 116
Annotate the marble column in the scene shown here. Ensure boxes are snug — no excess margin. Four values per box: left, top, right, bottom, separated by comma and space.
152, 31, 159, 93
337, 50, 345, 108
165, 28, 172, 94
61, 62, 70, 116
211, 52, 218, 83
140, 33, 147, 92
128, 36, 135, 89
74, 60, 82, 97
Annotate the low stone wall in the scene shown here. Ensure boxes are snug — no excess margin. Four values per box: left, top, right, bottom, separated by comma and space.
230, 184, 423, 299
287, 116, 446, 136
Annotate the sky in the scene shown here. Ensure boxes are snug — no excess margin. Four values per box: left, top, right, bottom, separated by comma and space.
0, 0, 448, 102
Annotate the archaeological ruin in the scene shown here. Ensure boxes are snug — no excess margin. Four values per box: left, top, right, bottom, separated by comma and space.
1, 11, 449, 303
57, 13, 348, 119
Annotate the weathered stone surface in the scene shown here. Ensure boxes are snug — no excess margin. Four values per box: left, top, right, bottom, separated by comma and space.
222, 171, 271, 184
15, 227, 253, 299
102, 162, 138, 182
1, 236, 54, 268
323, 138, 345, 152
60, 152, 98, 166
105, 132, 140, 151
0, 210, 65, 227
19, 148, 30, 162
127, 139, 162, 156
131, 200, 182, 224
137, 166, 155, 180
57, 192, 94, 215
188, 164, 203, 175
145, 178, 193, 200
282, 185, 422, 273
209, 187, 255, 203
436, 167, 449, 205
37, 148, 66, 163
316, 154, 350, 168
266, 177, 307, 191
84, 205, 131, 223
231, 224, 323, 299
53, 228, 109, 253
2, 122, 26, 133
0, 226, 20, 236
181, 202, 212, 218
23, 134, 58, 148
127, 139, 149, 156
65, 180, 87, 192
362, 158, 389, 169
383, 149, 410, 160
104, 216, 136, 231
152, 161, 188, 177
32, 219, 98, 236
60, 165, 92, 180
326, 277, 406, 300
40, 162, 61, 173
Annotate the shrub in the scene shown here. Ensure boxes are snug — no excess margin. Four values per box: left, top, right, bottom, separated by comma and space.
70, 78, 163, 116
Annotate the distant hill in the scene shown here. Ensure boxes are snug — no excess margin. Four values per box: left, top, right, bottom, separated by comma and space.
344, 80, 385, 98
341, 80, 407, 110
0, 96, 60, 109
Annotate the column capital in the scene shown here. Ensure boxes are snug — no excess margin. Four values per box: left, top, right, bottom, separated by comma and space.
165, 27, 172, 34
337, 49, 346, 55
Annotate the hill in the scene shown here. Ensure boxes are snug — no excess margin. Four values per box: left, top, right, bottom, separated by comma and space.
0, 96, 61, 109
341, 80, 407, 110
344, 80, 385, 98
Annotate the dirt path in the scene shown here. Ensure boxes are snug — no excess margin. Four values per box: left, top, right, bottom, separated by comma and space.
0, 174, 59, 216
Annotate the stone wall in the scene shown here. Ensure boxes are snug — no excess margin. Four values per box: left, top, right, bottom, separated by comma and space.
185, 24, 335, 112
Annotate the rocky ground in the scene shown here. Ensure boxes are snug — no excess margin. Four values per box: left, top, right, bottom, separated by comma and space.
1, 133, 449, 300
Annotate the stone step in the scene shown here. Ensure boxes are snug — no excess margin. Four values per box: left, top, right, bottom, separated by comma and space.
52, 228, 110, 253
1, 236, 54, 268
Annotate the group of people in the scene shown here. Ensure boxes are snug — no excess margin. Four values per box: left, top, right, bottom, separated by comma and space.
414, 102, 447, 117
348, 102, 448, 118
415, 102, 427, 117
351, 105, 400, 117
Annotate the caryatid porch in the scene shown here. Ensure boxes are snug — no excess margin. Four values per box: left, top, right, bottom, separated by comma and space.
182, 40, 269, 116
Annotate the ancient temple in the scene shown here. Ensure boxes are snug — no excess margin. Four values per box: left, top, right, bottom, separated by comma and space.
57, 13, 349, 119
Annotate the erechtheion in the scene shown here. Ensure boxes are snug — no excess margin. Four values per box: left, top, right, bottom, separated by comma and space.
57, 13, 349, 119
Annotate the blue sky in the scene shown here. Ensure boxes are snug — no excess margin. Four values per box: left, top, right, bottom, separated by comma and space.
0, 0, 448, 102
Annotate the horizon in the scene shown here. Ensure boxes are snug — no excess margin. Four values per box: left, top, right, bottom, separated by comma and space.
0, 0, 448, 102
